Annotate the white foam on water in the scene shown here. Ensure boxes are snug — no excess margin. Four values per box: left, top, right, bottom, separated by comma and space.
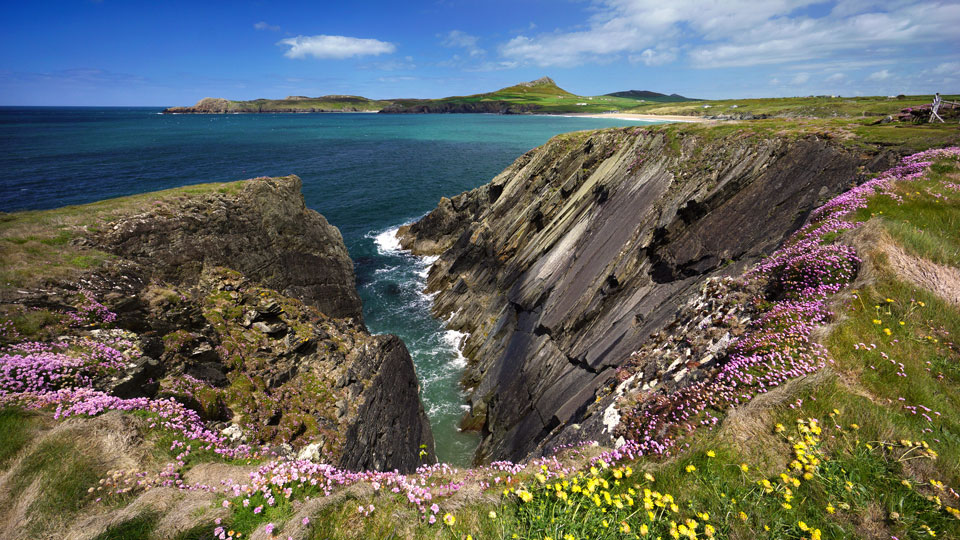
373, 227, 403, 255
441, 329, 469, 369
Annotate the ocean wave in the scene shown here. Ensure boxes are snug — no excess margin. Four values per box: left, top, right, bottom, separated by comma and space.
372, 227, 403, 255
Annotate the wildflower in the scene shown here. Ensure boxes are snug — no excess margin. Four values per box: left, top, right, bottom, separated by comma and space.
685, 465, 696, 473
644, 472, 655, 482
706, 450, 716, 458
884, 328, 892, 335
826, 503, 835, 514
254, 505, 263, 514
740, 463, 750, 472
639, 523, 649, 536
264, 523, 274, 535
488, 511, 497, 519
443, 513, 456, 526
739, 511, 748, 521
302, 517, 310, 526
620, 522, 631, 533
872, 319, 882, 325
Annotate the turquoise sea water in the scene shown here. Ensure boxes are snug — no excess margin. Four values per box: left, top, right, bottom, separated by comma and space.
0, 107, 663, 464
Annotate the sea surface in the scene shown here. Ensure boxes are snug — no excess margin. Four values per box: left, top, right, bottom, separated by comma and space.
0, 107, 664, 464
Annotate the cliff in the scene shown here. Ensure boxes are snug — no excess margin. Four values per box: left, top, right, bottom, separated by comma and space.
0, 176, 434, 473
399, 124, 901, 462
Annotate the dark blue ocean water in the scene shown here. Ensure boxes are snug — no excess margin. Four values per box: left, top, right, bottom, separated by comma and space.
0, 107, 663, 464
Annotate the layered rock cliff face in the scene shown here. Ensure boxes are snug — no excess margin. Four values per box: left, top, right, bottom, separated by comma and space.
2, 176, 433, 472
399, 126, 897, 462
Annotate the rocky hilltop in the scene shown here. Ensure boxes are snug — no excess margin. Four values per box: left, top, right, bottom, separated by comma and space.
0, 176, 434, 473
399, 125, 900, 462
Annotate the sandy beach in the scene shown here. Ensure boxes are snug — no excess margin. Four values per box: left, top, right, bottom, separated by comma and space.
561, 112, 710, 123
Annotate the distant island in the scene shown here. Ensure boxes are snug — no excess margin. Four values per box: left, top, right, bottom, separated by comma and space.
161, 77, 691, 115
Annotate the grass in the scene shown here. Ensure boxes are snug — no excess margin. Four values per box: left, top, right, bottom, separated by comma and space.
93, 513, 160, 540
4, 436, 106, 536
852, 166, 960, 267
623, 94, 960, 119
0, 407, 39, 467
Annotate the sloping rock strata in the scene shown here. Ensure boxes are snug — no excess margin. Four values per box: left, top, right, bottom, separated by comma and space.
399, 126, 896, 462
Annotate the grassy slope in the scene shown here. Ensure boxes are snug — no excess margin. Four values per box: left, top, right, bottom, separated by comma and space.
624, 94, 960, 119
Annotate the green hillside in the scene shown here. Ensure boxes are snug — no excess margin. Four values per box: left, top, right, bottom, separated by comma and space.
380, 77, 642, 114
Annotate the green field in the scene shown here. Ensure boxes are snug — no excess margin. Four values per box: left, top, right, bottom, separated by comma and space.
623, 94, 960, 118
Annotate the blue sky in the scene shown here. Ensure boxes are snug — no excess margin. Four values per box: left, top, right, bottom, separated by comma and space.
1, 0, 958, 105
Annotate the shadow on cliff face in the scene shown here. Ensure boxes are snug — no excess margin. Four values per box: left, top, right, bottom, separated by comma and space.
400, 125, 899, 463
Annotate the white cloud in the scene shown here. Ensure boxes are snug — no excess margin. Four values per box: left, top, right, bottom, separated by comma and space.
825, 72, 846, 82
254, 21, 280, 32
932, 61, 959, 75
497, 0, 960, 69
630, 47, 678, 66
441, 30, 485, 57
279, 35, 396, 60
791, 72, 810, 84
868, 69, 891, 80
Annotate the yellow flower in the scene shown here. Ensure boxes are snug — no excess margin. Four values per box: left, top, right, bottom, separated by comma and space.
826, 503, 835, 514
517, 490, 533, 503
443, 513, 456, 526
639, 523, 650, 536
706, 450, 716, 458
488, 511, 497, 519
740, 463, 749, 472
620, 522, 631, 533
685, 465, 696, 473
644, 472, 655, 482
872, 319, 882, 325
884, 328, 892, 335
739, 511, 748, 521
811, 529, 822, 540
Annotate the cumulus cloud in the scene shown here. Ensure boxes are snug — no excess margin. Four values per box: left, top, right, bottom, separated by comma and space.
254, 21, 280, 32
825, 72, 846, 82
497, 0, 960, 69
791, 72, 810, 84
441, 30, 485, 57
279, 35, 396, 60
868, 69, 892, 80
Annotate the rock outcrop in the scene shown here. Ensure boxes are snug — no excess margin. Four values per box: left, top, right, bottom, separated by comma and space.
88, 175, 363, 322
399, 125, 897, 463
2, 176, 434, 472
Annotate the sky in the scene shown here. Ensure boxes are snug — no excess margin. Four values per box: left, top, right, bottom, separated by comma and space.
1, 0, 958, 106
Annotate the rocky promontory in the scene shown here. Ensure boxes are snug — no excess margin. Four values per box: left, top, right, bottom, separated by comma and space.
0, 176, 434, 472
400, 124, 900, 463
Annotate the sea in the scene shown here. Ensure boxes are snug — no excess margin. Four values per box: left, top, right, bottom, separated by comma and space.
0, 107, 664, 464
